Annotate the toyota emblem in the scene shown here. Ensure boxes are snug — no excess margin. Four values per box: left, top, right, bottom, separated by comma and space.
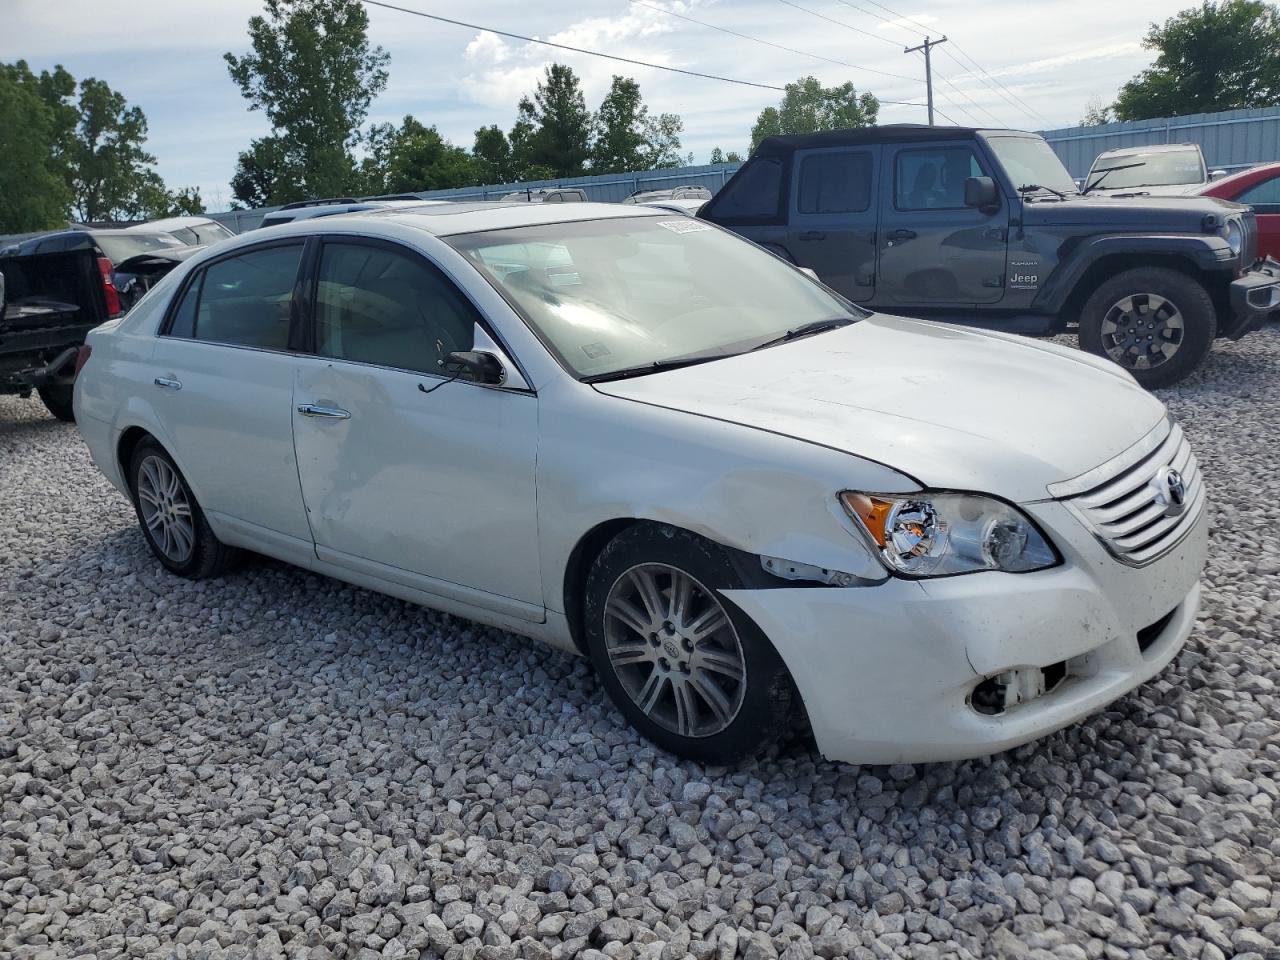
1154, 466, 1187, 517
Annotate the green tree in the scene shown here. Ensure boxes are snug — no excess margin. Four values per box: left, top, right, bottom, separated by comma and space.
710, 147, 744, 164
360, 116, 477, 193
472, 124, 515, 183
1113, 0, 1280, 120
67, 77, 163, 221
225, 0, 390, 202
511, 64, 592, 177
749, 76, 879, 151
0, 62, 73, 231
592, 77, 648, 173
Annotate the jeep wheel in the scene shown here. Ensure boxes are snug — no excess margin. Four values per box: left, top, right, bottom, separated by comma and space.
1078, 267, 1216, 389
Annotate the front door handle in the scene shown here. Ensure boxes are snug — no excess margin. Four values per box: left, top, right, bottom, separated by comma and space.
297, 403, 351, 420
154, 377, 182, 390
887, 229, 917, 241
799, 230, 826, 241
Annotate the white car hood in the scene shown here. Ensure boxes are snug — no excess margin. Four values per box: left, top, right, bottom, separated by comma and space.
593, 314, 1167, 503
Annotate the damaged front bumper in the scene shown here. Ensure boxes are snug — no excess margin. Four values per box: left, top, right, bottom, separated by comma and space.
721, 503, 1206, 766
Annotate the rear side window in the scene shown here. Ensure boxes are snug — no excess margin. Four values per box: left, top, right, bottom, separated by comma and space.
313, 241, 478, 376
175, 244, 303, 349
896, 147, 983, 210
710, 157, 784, 221
797, 151, 873, 214
1238, 175, 1280, 209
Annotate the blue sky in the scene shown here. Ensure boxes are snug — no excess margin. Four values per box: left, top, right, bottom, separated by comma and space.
4, 0, 1176, 210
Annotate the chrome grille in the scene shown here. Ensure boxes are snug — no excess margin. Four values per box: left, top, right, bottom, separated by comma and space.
1049, 419, 1205, 566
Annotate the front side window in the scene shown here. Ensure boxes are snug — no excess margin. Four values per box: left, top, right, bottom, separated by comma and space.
314, 242, 477, 376
183, 243, 303, 349
896, 147, 984, 210
797, 150, 873, 214
448, 217, 860, 381
1237, 175, 1280, 208
709, 157, 784, 220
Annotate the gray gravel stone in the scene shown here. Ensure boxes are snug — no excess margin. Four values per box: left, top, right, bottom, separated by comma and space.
2, 330, 1280, 959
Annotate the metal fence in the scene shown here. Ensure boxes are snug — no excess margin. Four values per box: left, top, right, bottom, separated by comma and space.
1040, 105, 1280, 178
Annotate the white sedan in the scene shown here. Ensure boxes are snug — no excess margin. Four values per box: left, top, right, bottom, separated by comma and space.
73, 203, 1206, 765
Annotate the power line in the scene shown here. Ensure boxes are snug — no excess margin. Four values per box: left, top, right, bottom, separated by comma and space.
939, 46, 1053, 128
357, 0, 785, 91
830, 0, 926, 36
931, 66, 1008, 127
848, 0, 1053, 127
929, 86, 984, 127
629, 0, 922, 91
773, 0, 905, 49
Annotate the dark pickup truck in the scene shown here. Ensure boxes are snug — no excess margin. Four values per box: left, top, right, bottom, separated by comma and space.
700, 125, 1280, 388
0, 248, 113, 421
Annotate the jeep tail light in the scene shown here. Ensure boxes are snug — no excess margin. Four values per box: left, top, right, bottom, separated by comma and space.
73, 345, 92, 378
97, 257, 121, 316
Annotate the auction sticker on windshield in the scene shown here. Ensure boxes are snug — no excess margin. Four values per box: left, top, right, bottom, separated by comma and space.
656, 220, 713, 234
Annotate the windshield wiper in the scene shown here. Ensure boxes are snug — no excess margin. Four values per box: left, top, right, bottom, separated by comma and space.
582, 354, 734, 384
750, 317, 853, 352
1082, 161, 1146, 194
1017, 183, 1069, 200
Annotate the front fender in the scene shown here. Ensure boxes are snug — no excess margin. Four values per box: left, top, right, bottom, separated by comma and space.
1033, 234, 1235, 313
536, 381, 917, 614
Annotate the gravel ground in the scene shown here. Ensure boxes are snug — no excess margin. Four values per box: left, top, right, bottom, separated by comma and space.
2, 330, 1279, 960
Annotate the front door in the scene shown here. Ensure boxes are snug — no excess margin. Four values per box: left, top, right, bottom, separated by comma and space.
290, 237, 543, 620
149, 240, 312, 549
786, 145, 879, 301
876, 141, 1009, 306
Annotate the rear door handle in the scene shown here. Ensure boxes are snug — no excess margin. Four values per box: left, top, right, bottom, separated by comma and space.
297, 403, 351, 420
154, 377, 182, 390
799, 230, 826, 241
887, 229, 917, 241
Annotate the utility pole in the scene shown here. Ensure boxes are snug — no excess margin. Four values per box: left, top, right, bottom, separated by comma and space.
904, 35, 948, 125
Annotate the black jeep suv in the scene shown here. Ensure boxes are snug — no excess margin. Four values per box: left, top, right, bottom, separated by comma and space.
700, 125, 1280, 388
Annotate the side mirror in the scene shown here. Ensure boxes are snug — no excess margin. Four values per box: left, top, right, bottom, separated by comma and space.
964, 176, 999, 209
1209, 169, 1228, 181
443, 350, 505, 385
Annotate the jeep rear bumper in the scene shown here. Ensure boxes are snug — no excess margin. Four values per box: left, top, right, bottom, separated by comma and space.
1224, 256, 1280, 339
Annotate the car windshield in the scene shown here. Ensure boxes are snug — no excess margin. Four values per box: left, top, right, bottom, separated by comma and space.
95, 233, 184, 262
1088, 149, 1205, 189
447, 217, 861, 380
984, 135, 1079, 195
193, 222, 235, 244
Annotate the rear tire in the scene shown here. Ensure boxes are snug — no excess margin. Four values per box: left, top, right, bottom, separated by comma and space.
37, 384, 75, 422
583, 523, 798, 764
128, 437, 239, 579
1078, 267, 1216, 389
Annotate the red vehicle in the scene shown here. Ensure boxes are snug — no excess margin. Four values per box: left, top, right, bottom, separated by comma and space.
1197, 161, 1280, 261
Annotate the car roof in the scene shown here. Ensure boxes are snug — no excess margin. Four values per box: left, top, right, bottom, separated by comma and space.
753, 124, 1019, 156
248, 201, 663, 239
1097, 143, 1201, 157
128, 216, 220, 231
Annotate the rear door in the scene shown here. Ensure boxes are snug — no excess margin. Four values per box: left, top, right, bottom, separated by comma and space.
150, 240, 313, 553
875, 141, 1008, 306
786, 145, 879, 301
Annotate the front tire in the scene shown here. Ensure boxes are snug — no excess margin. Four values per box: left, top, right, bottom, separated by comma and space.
128, 438, 238, 579
1078, 267, 1216, 389
37, 384, 75, 422
583, 524, 798, 763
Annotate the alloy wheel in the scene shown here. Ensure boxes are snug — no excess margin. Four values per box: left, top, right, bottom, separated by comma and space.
136, 455, 195, 564
603, 563, 747, 738
1099, 293, 1185, 370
